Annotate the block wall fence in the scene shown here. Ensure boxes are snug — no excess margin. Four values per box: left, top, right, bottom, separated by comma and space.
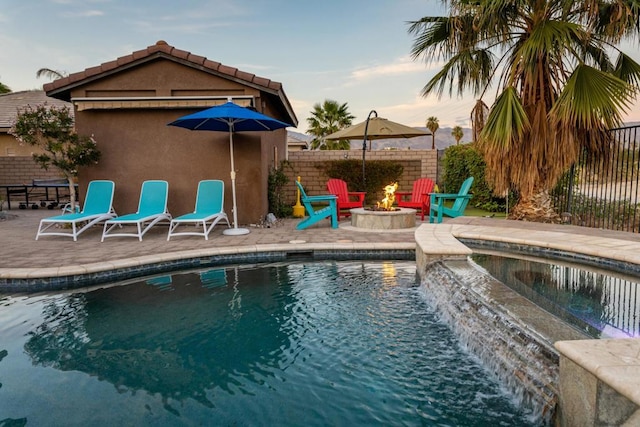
0, 157, 62, 185
283, 149, 438, 204
1, 150, 439, 209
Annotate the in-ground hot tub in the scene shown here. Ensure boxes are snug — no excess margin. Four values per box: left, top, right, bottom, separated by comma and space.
350, 207, 417, 230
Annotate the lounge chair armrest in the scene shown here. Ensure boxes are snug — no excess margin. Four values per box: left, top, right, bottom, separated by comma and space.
432, 193, 472, 199
395, 191, 411, 201
430, 193, 472, 205
420, 192, 432, 202
304, 195, 337, 203
347, 191, 366, 201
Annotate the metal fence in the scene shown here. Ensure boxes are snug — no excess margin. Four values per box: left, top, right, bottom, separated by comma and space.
552, 125, 640, 232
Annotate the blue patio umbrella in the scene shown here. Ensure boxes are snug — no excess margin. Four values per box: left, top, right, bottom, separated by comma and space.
168, 100, 291, 235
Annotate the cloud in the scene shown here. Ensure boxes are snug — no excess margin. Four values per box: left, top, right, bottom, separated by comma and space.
61, 9, 104, 17
380, 94, 476, 128
350, 56, 425, 81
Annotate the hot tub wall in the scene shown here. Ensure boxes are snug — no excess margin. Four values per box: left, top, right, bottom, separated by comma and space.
418, 259, 559, 425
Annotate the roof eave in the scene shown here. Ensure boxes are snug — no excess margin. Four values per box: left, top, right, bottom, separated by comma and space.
45, 50, 298, 126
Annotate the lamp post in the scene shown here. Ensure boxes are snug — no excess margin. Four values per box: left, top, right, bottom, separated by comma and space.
362, 110, 378, 190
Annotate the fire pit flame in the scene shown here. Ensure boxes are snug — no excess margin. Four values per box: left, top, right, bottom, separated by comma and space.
376, 182, 398, 211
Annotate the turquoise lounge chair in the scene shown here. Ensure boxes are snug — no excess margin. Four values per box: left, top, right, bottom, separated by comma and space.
295, 181, 338, 230
429, 177, 474, 223
101, 180, 172, 241
36, 180, 116, 241
166, 180, 230, 240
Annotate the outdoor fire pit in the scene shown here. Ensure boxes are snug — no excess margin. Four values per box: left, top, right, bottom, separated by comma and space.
350, 182, 416, 229
350, 207, 417, 229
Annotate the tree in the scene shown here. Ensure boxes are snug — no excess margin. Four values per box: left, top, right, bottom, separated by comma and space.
11, 104, 101, 209
426, 116, 439, 149
0, 81, 10, 94
307, 99, 355, 150
451, 125, 464, 145
409, 0, 640, 221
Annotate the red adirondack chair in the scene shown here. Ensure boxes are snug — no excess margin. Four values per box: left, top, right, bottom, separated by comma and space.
326, 178, 366, 220
396, 178, 435, 221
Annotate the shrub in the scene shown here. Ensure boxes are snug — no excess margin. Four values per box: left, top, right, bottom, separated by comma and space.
441, 144, 511, 212
320, 159, 403, 204
268, 161, 293, 218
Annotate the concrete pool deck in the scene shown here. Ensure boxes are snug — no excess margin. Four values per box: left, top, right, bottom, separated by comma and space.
3, 208, 640, 272
1, 208, 639, 425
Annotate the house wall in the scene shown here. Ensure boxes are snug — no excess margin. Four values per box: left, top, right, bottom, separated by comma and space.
0, 133, 40, 157
65, 59, 287, 224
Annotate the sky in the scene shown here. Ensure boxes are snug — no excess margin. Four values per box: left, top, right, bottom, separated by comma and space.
1, 0, 639, 133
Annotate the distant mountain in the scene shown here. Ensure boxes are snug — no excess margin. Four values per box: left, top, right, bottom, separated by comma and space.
369, 126, 473, 150
290, 121, 640, 151
287, 130, 313, 143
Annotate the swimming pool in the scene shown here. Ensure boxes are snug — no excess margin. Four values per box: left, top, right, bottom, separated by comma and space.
0, 260, 536, 426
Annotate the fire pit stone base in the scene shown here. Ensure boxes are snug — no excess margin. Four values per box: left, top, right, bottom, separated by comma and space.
350, 207, 417, 230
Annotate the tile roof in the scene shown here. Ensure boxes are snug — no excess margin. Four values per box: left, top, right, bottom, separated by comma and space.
0, 90, 72, 131
43, 40, 296, 126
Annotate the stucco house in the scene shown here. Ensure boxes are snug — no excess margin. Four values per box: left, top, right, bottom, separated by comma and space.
0, 91, 75, 188
44, 40, 297, 225
0, 90, 72, 157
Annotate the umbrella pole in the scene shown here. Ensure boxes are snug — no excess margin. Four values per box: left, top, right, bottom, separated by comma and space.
362, 110, 378, 190
223, 129, 250, 235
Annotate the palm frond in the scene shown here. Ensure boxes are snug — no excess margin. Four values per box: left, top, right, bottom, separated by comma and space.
36, 68, 67, 80
421, 49, 495, 97
552, 64, 631, 130
614, 52, 640, 89
480, 87, 529, 148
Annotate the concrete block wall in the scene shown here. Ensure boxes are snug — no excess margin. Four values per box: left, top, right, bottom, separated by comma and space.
0, 156, 62, 184
284, 149, 437, 204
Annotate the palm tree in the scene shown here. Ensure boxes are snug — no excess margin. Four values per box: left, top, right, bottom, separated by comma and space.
307, 100, 355, 150
36, 68, 67, 81
408, 0, 640, 220
451, 126, 464, 145
426, 116, 439, 149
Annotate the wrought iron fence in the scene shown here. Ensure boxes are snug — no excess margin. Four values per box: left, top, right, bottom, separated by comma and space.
552, 125, 640, 232
550, 264, 640, 338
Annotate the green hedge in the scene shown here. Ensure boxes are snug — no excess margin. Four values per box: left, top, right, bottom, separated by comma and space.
320, 159, 403, 204
441, 144, 510, 212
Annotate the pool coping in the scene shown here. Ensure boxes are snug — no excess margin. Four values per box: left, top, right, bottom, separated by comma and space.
0, 242, 416, 292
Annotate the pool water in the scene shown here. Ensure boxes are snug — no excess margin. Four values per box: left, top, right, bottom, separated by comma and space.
471, 254, 640, 339
0, 261, 535, 426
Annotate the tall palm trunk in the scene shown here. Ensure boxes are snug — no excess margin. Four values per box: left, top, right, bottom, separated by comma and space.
509, 189, 560, 222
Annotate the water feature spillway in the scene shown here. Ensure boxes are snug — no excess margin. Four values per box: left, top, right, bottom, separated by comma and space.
419, 258, 593, 426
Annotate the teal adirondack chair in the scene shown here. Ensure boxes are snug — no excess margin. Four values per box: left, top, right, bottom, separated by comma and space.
295, 181, 338, 230
429, 177, 474, 223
